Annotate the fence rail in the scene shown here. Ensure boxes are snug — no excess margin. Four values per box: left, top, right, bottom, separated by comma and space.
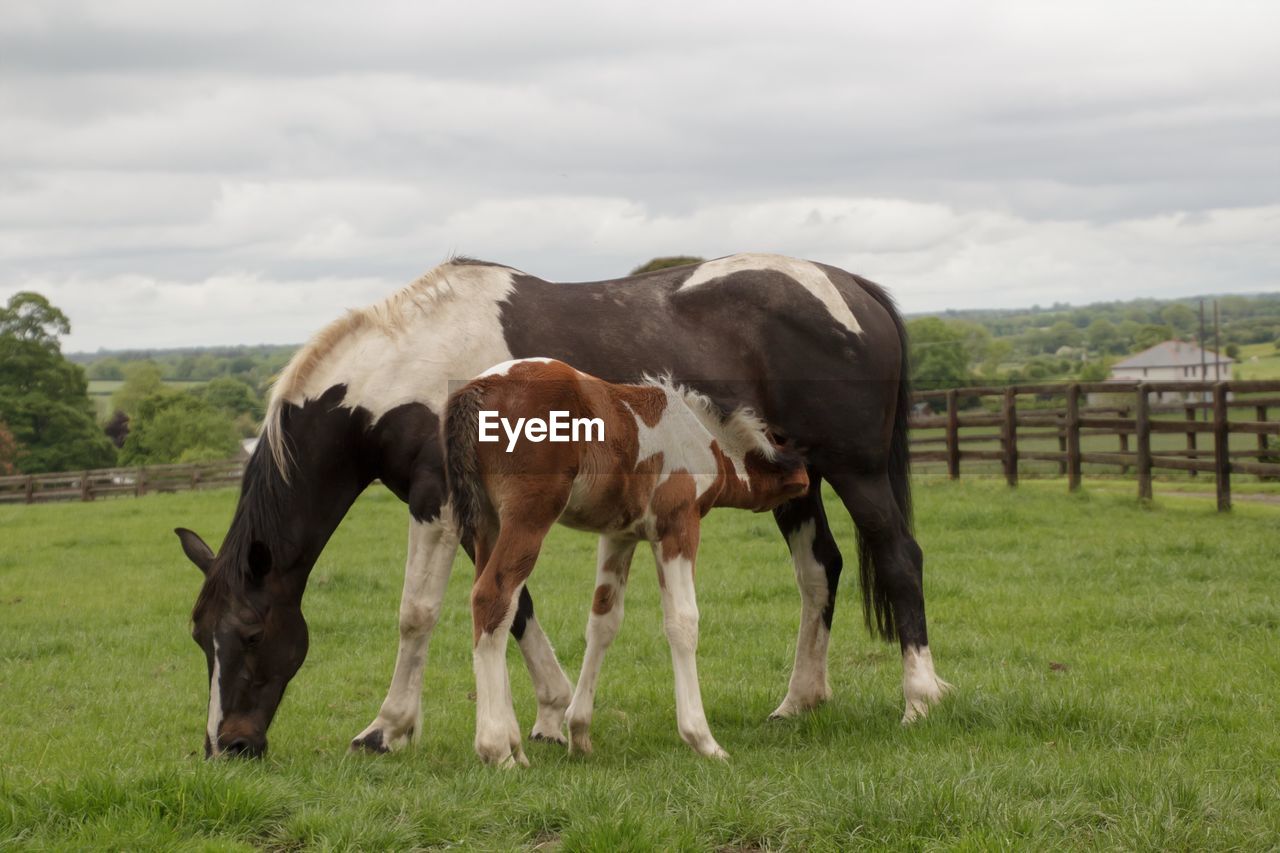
0, 460, 245, 505
908, 380, 1280, 510
5, 380, 1278, 511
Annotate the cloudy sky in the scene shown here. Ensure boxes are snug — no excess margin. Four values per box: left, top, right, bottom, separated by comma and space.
2, 0, 1278, 351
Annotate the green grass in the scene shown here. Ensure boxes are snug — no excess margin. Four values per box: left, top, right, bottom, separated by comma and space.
2, 481, 1278, 849
1235, 343, 1280, 381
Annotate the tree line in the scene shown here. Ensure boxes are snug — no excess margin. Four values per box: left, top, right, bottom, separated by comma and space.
4, 264, 1279, 474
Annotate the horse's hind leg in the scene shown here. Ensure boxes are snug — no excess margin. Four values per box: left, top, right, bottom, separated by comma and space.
653, 522, 727, 760
769, 472, 842, 719
566, 535, 637, 755
825, 471, 951, 723
512, 587, 574, 745
471, 519, 551, 767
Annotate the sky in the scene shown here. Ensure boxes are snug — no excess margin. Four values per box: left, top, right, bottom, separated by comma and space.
2, 0, 1278, 352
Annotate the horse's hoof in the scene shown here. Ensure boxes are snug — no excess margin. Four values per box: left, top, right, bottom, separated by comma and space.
349, 730, 390, 754
529, 731, 568, 747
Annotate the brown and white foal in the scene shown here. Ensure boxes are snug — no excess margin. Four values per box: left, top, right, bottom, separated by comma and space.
444, 358, 809, 766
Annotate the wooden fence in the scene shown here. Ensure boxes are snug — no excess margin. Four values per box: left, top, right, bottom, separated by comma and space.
0, 459, 245, 505
5, 379, 1278, 511
908, 379, 1280, 510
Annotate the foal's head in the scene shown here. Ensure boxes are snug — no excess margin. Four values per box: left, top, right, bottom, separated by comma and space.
736, 439, 810, 510
177, 528, 309, 759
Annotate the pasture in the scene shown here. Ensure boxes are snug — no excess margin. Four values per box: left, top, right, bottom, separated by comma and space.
2, 479, 1278, 849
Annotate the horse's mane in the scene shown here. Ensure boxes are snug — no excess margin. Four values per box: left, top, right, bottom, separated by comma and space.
191, 443, 291, 620
261, 257, 498, 479
641, 375, 778, 462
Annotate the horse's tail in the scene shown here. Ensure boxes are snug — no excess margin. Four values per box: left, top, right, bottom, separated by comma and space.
443, 382, 491, 546
855, 276, 914, 643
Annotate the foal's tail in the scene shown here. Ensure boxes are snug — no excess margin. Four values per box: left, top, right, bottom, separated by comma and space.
443, 382, 491, 546
856, 277, 915, 643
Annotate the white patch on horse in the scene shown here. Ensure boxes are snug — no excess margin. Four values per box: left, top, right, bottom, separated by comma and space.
625, 384, 719, 499
679, 253, 862, 335
206, 637, 223, 755
263, 262, 520, 476
477, 357, 556, 379
901, 644, 952, 724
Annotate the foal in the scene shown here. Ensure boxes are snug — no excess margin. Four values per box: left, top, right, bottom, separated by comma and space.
444, 358, 809, 766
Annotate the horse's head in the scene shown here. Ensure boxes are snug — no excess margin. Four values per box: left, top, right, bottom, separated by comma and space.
176, 527, 309, 759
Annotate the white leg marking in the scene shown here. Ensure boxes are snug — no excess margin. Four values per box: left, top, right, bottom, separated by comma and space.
654, 545, 727, 760
353, 512, 459, 751
517, 612, 573, 744
901, 644, 952, 724
771, 520, 834, 719
473, 595, 528, 768
566, 536, 636, 755
206, 636, 223, 756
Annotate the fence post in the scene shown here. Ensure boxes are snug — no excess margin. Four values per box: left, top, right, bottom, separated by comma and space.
1185, 405, 1198, 477
1258, 405, 1268, 460
945, 389, 959, 480
1066, 384, 1082, 491
25, 475, 35, 504
1213, 383, 1230, 511
1135, 384, 1152, 501
1002, 387, 1018, 487
1118, 409, 1130, 475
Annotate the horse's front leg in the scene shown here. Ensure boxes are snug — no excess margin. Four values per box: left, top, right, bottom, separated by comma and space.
653, 521, 727, 760
351, 510, 459, 753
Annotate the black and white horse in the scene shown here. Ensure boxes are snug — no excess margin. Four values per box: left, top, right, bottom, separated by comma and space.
177, 253, 949, 758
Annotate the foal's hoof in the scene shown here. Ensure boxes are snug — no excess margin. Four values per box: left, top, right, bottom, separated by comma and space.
901, 677, 954, 725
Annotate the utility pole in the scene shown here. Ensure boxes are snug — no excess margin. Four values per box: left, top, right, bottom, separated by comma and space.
1199, 299, 1208, 412
1213, 300, 1222, 381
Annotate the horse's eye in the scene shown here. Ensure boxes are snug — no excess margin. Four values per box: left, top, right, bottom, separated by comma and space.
243, 631, 263, 650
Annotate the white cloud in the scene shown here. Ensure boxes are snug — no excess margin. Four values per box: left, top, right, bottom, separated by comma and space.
1, 0, 1278, 349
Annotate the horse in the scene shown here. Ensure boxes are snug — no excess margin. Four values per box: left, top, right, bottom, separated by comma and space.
176, 253, 949, 758
443, 358, 810, 765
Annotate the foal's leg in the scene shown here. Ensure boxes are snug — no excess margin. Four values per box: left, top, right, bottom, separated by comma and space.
653, 523, 727, 759
770, 473, 843, 719
826, 471, 951, 723
471, 520, 551, 767
566, 535, 637, 755
352, 510, 459, 752
512, 588, 574, 745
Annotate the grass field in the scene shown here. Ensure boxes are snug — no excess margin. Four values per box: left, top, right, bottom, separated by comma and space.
1234, 343, 1280, 381
2, 480, 1278, 849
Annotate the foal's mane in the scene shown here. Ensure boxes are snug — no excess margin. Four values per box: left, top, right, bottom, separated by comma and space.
642, 375, 778, 462
261, 257, 497, 479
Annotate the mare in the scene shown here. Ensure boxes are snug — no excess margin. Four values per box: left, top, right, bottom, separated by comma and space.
444, 358, 810, 765
177, 253, 949, 758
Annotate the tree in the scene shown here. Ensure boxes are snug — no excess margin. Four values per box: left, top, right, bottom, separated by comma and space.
1085, 318, 1123, 355
0, 292, 116, 473
907, 317, 972, 390
1133, 324, 1174, 352
198, 376, 263, 421
104, 410, 130, 448
109, 361, 165, 417
85, 357, 125, 381
630, 256, 704, 275
120, 391, 239, 465
0, 422, 17, 475
1160, 304, 1197, 337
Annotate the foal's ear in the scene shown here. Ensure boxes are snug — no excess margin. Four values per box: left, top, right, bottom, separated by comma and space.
174, 528, 215, 575
247, 540, 272, 582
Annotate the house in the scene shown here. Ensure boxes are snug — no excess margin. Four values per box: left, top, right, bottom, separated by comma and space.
1106, 341, 1234, 402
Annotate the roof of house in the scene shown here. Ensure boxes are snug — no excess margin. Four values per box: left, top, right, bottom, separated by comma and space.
1111, 340, 1234, 370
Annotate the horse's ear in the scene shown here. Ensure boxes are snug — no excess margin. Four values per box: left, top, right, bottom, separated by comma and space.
174, 528, 214, 575
247, 541, 272, 582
